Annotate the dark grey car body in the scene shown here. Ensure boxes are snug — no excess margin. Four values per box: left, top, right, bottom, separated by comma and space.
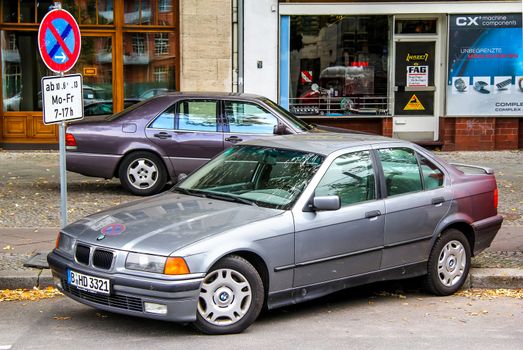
48, 133, 503, 331
66, 92, 316, 195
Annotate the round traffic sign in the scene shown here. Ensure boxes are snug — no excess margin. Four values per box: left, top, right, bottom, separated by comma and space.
38, 9, 81, 73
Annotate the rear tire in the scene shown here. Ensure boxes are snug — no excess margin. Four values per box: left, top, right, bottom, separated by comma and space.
193, 255, 264, 335
118, 151, 167, 196
424, 229, 471, 296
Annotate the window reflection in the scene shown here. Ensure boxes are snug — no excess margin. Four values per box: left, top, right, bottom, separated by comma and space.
1, 31, 52, 111
123, 32, 176, 99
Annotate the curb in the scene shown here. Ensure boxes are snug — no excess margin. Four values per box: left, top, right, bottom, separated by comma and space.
1, 268, 522, 291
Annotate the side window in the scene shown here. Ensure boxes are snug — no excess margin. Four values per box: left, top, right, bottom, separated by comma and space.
177, 100, 218, 132
315, 151, 376, 207
150, 104, 175, 129
378, 148, 422, 196
419, 155, 444, 190
225, 101, 278, 134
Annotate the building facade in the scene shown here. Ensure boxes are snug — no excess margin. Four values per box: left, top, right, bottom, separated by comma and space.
244, 0, 523, 150
1, 0, 522, 151
0, 0, 233, 148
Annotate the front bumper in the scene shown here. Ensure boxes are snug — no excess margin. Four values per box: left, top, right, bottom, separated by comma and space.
472, 214, 504, 255
48, 251, 203, 322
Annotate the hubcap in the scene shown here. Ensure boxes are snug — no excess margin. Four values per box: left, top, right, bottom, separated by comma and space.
127, 158, 158, 190
198, 268, 252, 326
437, 240, 466, 287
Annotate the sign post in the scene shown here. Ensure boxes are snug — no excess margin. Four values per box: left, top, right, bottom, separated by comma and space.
38, 3, 82, 228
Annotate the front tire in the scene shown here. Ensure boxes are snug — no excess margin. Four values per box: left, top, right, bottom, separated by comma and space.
424, 229, 471, 296
118, 151, 167, 196
194, 255, 264, 335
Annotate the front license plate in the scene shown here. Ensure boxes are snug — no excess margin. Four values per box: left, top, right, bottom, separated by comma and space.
67, 269, 110, 295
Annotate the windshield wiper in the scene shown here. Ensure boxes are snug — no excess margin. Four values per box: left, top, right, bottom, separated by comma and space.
173, 187, 207, 198
203, 192, 258, 207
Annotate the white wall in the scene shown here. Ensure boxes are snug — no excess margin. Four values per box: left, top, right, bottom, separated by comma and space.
243, 0, 279, 100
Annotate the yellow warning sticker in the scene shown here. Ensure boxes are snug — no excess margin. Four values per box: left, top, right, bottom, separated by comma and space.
403, 94, 425, 111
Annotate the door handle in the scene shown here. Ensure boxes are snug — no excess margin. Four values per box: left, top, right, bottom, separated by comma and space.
431, 197, 445, 206
154, 132, 172, 139
225, 136, 243, 143
365, 210, 381, 219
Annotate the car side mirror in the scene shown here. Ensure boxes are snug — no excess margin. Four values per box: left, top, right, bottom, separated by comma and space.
273, 123, 287, 135
310, 195, 341, 211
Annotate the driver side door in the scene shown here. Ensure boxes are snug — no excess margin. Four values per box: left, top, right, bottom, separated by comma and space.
293, 150, 385, 287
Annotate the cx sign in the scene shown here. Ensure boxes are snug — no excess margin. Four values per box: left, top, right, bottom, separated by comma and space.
456, 16, 479, 26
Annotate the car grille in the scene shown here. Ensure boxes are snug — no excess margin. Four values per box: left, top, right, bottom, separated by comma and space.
93, 249, 114, 269
75, 244, 114, 270
75, 244, 90, 265
62, 280, 143, 312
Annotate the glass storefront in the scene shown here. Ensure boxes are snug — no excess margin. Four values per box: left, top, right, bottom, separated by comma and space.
1, 0, 178, 115
288, 15, 390, 116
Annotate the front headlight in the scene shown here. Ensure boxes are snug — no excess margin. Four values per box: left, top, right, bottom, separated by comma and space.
56, 232, 75, 255
125, 253, 190, 275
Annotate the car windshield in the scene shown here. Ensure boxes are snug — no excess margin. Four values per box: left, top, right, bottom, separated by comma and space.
261, 98, 313, 132
104, 99, 150, 121
175, 145, 324, 210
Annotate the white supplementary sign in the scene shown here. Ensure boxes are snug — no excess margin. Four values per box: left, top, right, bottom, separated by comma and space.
42, 74, 84, 124
406, 65, 429, 87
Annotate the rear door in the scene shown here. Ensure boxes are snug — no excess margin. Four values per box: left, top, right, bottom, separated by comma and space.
376, 146, 452, 269
145, 99, 224, 174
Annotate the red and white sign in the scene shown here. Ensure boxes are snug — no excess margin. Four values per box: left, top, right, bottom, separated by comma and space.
38, 9, 81, 73
300, 70, 313, 84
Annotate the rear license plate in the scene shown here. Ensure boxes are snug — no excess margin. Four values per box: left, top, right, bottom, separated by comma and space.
67, 269, 110, 295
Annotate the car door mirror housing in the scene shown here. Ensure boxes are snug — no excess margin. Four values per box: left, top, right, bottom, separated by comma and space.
311, 195, 341, 211
176, 173, 188, 184
273, 123, 288, 135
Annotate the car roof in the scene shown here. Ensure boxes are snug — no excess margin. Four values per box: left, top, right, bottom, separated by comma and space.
241, 133, 407, 156
161, 91, 267, 100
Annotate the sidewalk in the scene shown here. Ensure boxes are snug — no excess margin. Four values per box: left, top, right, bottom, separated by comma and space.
0, 225, 521, 290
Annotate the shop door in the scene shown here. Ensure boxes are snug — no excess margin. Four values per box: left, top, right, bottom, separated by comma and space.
394, 41, 435, 116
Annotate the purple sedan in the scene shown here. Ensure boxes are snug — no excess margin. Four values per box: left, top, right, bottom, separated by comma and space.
66, 92, 318, 195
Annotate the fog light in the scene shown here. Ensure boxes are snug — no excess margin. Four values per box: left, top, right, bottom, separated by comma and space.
53, 277, 62, 289
144, 302, 168, 315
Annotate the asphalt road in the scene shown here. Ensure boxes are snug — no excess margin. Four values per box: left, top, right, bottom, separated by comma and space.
0, 287, 522, 349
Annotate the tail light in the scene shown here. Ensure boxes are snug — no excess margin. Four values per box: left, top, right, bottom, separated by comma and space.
493, 188, 499, 209
65, 133, 77, 148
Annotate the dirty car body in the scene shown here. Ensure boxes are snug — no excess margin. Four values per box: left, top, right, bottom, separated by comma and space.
65, 92, 315, 196
48, 133, 503, 334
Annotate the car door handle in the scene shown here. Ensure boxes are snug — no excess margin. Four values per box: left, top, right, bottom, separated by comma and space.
225, 136, 243, 143
154, 132, 172, 139
365, 210, 381, 219
431, 197, 445, 206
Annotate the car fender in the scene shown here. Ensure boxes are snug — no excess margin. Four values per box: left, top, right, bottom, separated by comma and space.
431, 210, 475, 247
177, 212, 295, 293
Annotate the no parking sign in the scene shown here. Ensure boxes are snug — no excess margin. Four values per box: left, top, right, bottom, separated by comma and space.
38, 9, 81, 73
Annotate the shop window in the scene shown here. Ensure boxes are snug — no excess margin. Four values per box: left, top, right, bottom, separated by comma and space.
59, 0, 113, 25
159, 0, 172, 12
123, 32, 176, 99
395, 19, 437, 34
1, 30, 52, 112
289, 15, 390, 117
